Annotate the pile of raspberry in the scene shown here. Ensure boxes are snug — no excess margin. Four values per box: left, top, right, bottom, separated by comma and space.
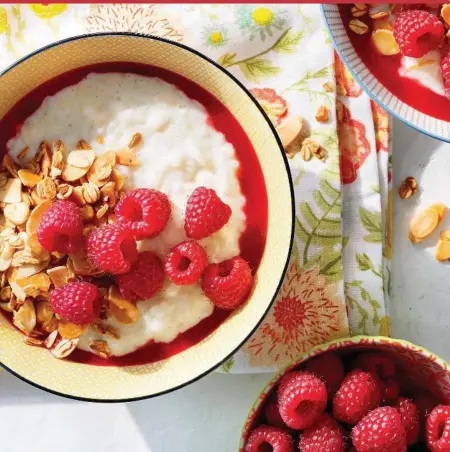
245, 350, 450, 452
39, 186, 253, 326
392, 7, 450, 99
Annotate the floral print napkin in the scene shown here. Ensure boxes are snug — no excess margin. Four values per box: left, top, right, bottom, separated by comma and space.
0, 4, 391, 373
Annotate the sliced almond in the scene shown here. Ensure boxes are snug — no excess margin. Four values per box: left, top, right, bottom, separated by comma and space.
13, 299, 36, 334
349, 18, 369, 35
315, 105, 329, 123
115, 148, 141, 167
92, 321, 120, 339
26, 232, 50, 261
276, 116, 304, 149
76, 140, 92, 151
110, 168, 126, 190
68, 249, 102, 277
67, 149, 95, 169
3, 155, 20, 178
47, 265, 76, 288
16, 272, 50, 294
0, 240, 14, 271
62, 163, 90, 182
430, 203, 447, 221
96, 204, 109, 219
26, 200, 52, 235
442, 4, 450, 26
18, 169, 42, 188
58, 320, 89, 339
108, 286, 140, 324
56, 183, 73, 200
409, 206, 442, 243
128, 133, 143, 150
24, 336, 44, 346
100, 182, 117, 208
0, 178, 22, 203
70, 186, 86, 206
369, 11, 389, 19
351, 3, 368, 17
82, 182, 100, 204
90, 340, 111, 359
81, 205, 94, 223
36, 300, 54, 324
436, 237, 450, 261
44, 330, 58, 348
12, 250, 40, 267
87, 151, 116, 187
96, 136, 105, 145
50, 338, 79, 359
36, 177, 57, 200
372, 29, 400, 56
4, 202, 30, 226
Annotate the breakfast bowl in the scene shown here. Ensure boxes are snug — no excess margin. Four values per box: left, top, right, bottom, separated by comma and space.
322, 4, 450, 143
240, 336, 450, 451
0, 33, 294, 402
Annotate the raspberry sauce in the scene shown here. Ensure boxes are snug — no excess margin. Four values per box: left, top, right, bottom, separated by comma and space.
0, 62, 269, 366
339, 5, 450, 122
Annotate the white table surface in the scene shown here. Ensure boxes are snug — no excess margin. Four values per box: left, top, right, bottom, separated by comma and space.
0, 118, 446, 451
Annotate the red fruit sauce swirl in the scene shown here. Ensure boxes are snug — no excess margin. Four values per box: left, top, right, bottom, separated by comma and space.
0, 62, 269, 366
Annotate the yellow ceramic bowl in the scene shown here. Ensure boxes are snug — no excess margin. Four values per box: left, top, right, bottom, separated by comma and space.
239, 336, 450, 451
0, 33, 294, 401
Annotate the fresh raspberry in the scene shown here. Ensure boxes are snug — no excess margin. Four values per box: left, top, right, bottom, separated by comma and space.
304, 352, 345, 397
50, 281, 101, 325
441, 50, 450, 100
395, 397, 420, 446
201, 256, 252, 310
264, 392, 287, 429
164, 241, 208, 285
333, 370, 382, 425
426, 405, 450, 451
394, 10, 444, 58
37, 200, 83, 254
184, 187, 231, 240
245, 425, 293, 452
86, 223, 137, 275
115, 188, 171, 240
115, 251, 164, 301
299, 414, 345, 452
352, 406, 407, 452
352, 352, 399, 403
277, 371, 327, 430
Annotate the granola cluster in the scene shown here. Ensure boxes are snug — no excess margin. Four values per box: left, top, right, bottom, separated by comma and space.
0, 134, 144, 359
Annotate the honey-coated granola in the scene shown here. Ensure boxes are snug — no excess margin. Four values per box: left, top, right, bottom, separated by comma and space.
0, 137, 144, 359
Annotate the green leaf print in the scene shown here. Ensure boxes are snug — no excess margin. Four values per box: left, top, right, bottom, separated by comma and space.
217, 27, 302, 82
359, 207, 382, 244
221, 357, 234, 373
296, 180, 342, 283
218, 52, 237, 67
356, 253, 383, 278
239, 58, 281, 83
272, 29, 303, 54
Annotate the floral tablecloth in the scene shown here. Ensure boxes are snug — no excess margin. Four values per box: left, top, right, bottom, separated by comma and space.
0, 4, 392, 373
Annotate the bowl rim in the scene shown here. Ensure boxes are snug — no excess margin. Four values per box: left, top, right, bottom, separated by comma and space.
238, 335, 450, 450
0, 31, 295, 403
321, 5, 450, 144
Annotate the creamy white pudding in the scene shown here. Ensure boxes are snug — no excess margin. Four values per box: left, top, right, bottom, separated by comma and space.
7, 73, 246, 356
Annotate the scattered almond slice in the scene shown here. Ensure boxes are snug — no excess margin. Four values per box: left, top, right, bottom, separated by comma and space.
430, 203, 447, 221
442, 4, 450, 26
436, 231, 450, 261
0, 178, 22, 203
18, 169, 42, 188
115, 148, 141, 167
4, 202, 30, 226
16, 272, 50, 294
44, 330, 58, 348
0, 240, 14, 271
110, 168, 126, 190
26, 232, 50, 261
62, 162, 90, 182
50, 338, 79, 359
87, 151, 116, 186
128, 132, 142, 149
349, 19, 369, 35
409, 205, 445, 243
13, 300, 36, 335
108, 286, 140, 324
276, 116, 304, 149
47, 265, 76, 288
89, 340, 111, 359
372, 29, 400, 56
67, 249, 103, 277
36, 300, 54, 324
26, 200, 52, 235
67, 149, 95, 169
58, 320, 89, 339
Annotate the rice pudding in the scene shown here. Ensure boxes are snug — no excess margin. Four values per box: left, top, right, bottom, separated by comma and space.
0, 64, 268, 365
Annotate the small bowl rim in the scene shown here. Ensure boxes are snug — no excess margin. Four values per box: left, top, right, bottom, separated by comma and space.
321, 5, 450, 144
238, 335, 450, 450
0, 31, 295, 403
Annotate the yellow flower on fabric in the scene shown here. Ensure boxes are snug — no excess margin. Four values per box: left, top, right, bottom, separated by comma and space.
236, 5, 287, 41
251, 7, 274, 27
29, 4, 67, 20
202, 25, 228, 48
0, 7, 8, 34
209, 31, 224, 45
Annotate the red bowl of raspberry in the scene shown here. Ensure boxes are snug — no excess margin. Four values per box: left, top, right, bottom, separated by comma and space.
240, 336, 450, 451
322, 4, 450, 142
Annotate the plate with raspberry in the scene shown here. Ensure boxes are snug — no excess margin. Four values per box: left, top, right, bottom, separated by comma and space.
0, 34, 294, 401
240, 336, 450, 452
322, 4, 450, 142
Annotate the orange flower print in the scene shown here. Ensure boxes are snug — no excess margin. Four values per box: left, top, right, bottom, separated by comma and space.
337, 100, 371, 185
249, 88, 287, 126
334, 52, 363, 98
243, 263, 347, 368
370, 100, 390, 153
